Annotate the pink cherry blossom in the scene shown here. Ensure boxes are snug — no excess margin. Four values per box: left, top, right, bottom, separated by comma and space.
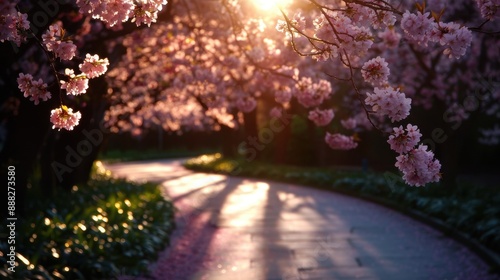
401, 11, 436, 47
0, 5, 30, 47
50, 106, 82, 131
276, 20, 287, 33
440, 24, 473, 59
361, 56, 390, 87
365, 87, 411, 122
61, 69, 89, 96
79, 54, 110, 78
55, 41, 77, 60
377, 28, 401, 50
41, 23, 61, 51
308, 108, 334, 127
42, 22, 77, 60
76, 0, 133, 28
476, 0, 500, 20
325, 132, 358, 150
75, 0, 166, 28
387, 124, 422, 154
17, 73, 51, 105
295, 78, 332, 108
395, 144, 441, 187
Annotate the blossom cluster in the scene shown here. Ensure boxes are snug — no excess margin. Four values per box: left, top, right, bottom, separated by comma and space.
365, 87, 411, 122
50, 106, 82, 131
60, 69, 89, 96
325, 133, 358, 150
16, 22, 110, 130
395, 144, 442, 187
75, 0, 168, 28
0, 1, 30, 47
294, 78, 332, 108
377, 28, 401, 50
308, 108, 334, 127
42, 22, 77, 60
361, 57, 390, 87
387, 124, 422, 154
79, 54, 110, 79
387, 124, 441, 186
314, 13, 373, 59
17, 73, 51, 105
476, 0, 500, 20
401, 11, 472, 59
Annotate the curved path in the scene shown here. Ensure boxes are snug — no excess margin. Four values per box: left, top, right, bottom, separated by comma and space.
106, 159, 498, 280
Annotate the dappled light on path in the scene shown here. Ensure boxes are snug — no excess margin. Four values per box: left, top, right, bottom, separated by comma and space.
106, 159, 497, 280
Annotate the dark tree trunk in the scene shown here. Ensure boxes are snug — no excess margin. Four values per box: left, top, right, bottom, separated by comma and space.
0, 94, 53, 216
273, 120, 291, 164
220, 124, 238, 157
49, 74, 109, 190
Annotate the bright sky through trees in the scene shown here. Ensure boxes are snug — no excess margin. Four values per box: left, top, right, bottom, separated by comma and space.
251, 0, 291, 11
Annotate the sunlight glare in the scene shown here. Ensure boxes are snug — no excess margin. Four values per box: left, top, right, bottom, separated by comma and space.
252, 0, 289, 11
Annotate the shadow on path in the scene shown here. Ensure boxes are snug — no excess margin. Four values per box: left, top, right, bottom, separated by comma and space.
106, 159, 498, 280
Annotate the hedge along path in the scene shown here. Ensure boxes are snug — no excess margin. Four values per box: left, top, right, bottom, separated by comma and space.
106, 159, 498, 280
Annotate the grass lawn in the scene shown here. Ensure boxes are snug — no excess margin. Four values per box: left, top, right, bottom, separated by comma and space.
0, 162, 175, 279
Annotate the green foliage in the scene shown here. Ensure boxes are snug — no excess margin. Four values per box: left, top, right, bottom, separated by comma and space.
0, 168, 175, 279
185, 154, 500, 253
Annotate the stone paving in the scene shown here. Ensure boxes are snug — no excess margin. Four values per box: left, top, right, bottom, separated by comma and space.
106, 159, 499, 280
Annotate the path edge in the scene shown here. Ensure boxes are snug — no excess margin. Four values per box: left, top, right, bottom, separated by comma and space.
314, 186, 500, 274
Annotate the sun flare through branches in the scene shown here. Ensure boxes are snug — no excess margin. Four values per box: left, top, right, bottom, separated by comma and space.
251, 0, 291, 11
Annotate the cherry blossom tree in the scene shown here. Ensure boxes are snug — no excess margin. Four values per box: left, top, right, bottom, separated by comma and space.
105, 0, 498, 187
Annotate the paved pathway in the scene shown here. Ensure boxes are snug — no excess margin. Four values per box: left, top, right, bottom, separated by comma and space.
106, 159, 498, 280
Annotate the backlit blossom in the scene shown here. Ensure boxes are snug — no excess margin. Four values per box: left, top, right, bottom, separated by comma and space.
276, 20, 287, 33
50, 106, 82, 130
79, 54, 110, 78
76, 0, 167, 28
61, 69, 89, 95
